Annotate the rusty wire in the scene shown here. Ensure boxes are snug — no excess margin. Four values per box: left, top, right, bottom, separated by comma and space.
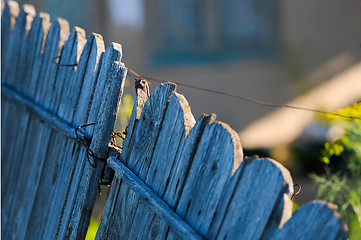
127, 68, 361, 121
291, 183, 301, 201
75, 123, 107, 168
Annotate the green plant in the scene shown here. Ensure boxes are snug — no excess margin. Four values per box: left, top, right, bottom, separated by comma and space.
311, 103, 361, 239
113, 94, 134, 146
85, 216, 101, 240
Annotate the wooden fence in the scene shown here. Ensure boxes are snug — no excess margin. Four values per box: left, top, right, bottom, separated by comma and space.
1, 1, 348, 239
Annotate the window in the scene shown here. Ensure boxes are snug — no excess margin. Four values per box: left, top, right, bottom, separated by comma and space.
145, 0, 279, 65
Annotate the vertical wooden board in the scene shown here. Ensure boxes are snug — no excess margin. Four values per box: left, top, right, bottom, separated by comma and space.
96, 83, 176, 239
85, 43, 121, 133
215, 158, 293, 240
12, 12, 46, 94
125, 82, 176, 172
0, 101, 28, 197
58, 33, 105, 121
52, 27, 86, 114
45, 27, 82, 111
4, 4, 34, 85
35, 18, 70, 104
1, 1, 19, 72
21, 30, 96, 240
128, 92, 196, 239
165, 121, 243, 238
1, 3, 32, 180
3, 12, 51, 198
94, 174, 122, 239
95, 91, 149, 238
0, 102, 25, 237
58, 44, 125, 240
3, 118, 52, 240
95, 94, 144, 239
42, 145, 87, 240
25, 138, 79, 239
23, 13, 51, 97
72, 37, 105, 127
120, 88, 150, 163
270, 201, 348, 240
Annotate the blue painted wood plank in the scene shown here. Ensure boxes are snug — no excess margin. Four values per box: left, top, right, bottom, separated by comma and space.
166, 120, 243, 239
1, 5, 37, 236
1, 2, 29, 188
39, 36, 103, 239
1, 86, 91, 142
96, 83, 176, 239
270, 201, 348, 240
108, 156, 203, 240
35, 18, 70, 104
49, 27, 86, 111
127, 92, 196, 239
4, 17, 68, 237
95, 88, 150, 239
42, 34, 104, 240
1, 1, 19, 73
57, 43, 124, 239
214, 158, 293, 240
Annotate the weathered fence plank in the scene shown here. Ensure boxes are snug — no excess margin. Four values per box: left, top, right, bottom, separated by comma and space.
60, 43, 124, 240
41, 32, 105, 240
26, 31, 96, 240
271, 201, 348, 240
107, 156, 203, 240
4, 23, 85, 240
214, 158, 293, 240
127, 92, 196, 239
1, 4, 37, 235
1, 1, 125, 239
96, 83, 177, 239
97, 80, 348, 240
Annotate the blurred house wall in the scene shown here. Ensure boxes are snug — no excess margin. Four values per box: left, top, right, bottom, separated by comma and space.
14, 0, 361, 132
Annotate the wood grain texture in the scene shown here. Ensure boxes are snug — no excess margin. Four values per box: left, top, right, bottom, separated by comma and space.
2, 20, 84, 240
1, 2, 124, 239
99, 81, 348, 240
166, 120, 243, 240
25, 32, 100, 240
44, 34, 106, 240
108, 157, 203, 240
1, 4, 37, 236
1, 86, 91, 142
96, 83, 177, 239
127, 92, 196, 239
1, 2, 29, 195
270, 201, 348, 240
61, 43, 124, 240
214, 158, 293, 240
2, 11, 67, 236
